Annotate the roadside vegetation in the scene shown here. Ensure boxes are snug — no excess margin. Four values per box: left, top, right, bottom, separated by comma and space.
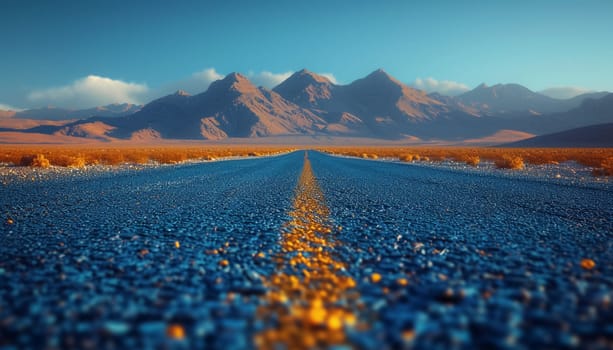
1, 145, 611, 177
0, 145, 294, 168
317, 147, 613, 176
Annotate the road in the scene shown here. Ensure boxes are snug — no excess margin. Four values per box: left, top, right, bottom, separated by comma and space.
1, 151, 612, 349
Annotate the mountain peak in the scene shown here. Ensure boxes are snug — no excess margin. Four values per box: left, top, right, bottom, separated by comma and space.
351, 69, 407, 90
208, 72, 258, 94
359, 69, 409, 88
286, 69, 332, 85
223, 72, 249, 82
273, 69, 334, 108
367, 68, 391, 79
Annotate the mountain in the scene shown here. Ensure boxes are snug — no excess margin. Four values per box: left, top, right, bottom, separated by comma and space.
273, 69, 335, 110
528, 93, 613, 134
9, 103, 142, 121
101, 73, 325, 140
562, 91, 610, 108
0, 103, 141, 133
274, 68, 481, 138
420, 92, 613, 139
338, 70, 467, 138
503, 123, 613, 147
340, 69, 448, 121
457, 83, 557, 114
427, 92, 480, 115
456, 83, 605, 115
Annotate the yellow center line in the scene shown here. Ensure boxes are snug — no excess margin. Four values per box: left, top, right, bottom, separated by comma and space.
255, 151, 361, 349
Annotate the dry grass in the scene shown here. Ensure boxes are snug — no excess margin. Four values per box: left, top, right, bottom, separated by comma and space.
2, 145, 612, 177
0, 145, 294, 167
317, 146, 613, 177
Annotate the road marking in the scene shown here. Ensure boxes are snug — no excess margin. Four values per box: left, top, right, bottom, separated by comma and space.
255, 151, 360, 349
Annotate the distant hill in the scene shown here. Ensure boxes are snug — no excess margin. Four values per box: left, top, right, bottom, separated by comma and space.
456, 83, 607, 115
517, 93, 613, 134
421, 92, 613, 140
503, 123, 613, 147
2, 103, 142, 121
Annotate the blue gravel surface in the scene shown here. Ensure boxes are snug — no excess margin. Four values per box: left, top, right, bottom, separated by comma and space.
1, 151, 612, 349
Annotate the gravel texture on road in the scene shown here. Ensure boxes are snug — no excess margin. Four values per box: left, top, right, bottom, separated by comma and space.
1, 154, 299, 349
311, 152, 613, 349
1, 151, 612, 349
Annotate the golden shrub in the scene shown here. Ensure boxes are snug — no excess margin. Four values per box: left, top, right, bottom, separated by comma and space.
68, 156, 86, 168
452, 153, 480, 166
20, 154, 50, 168
494, 155, 525, 170
464, 155, 480, 166
124, 152, 150, 164
48, 155, 86, 168
399, 154, 415, 162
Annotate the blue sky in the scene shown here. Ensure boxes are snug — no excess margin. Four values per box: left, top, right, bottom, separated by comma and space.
1, 0, 612, 109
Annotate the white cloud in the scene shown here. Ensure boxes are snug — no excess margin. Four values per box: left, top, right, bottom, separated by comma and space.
193, 68, 224, 82
539, 86, 593, 99
247, 71, 293, 88
318, 73, 338, 84
412, 77, 470, 96
0, 103, 23, 111
245, 70, 338, 88
28, 75, 149, 109
157, 68, 224, 98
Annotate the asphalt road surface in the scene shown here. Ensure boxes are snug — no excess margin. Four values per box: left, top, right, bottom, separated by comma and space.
1, 151, 612, 349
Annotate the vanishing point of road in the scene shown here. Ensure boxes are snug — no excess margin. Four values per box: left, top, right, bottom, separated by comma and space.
1, 151, 612, 349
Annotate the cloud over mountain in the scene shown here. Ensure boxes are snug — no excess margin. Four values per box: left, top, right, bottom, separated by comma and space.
412, 77, 470, 96
247, 71, 338, 88
317, 73, 338, 84
539, 86, 593, 99
157, 68, 224, 97
247, 71, 293, 88
28, 75, 149, 109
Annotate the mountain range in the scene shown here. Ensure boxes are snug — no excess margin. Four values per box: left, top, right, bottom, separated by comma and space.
451, 83, 608, 115
0, 69, 611, 144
